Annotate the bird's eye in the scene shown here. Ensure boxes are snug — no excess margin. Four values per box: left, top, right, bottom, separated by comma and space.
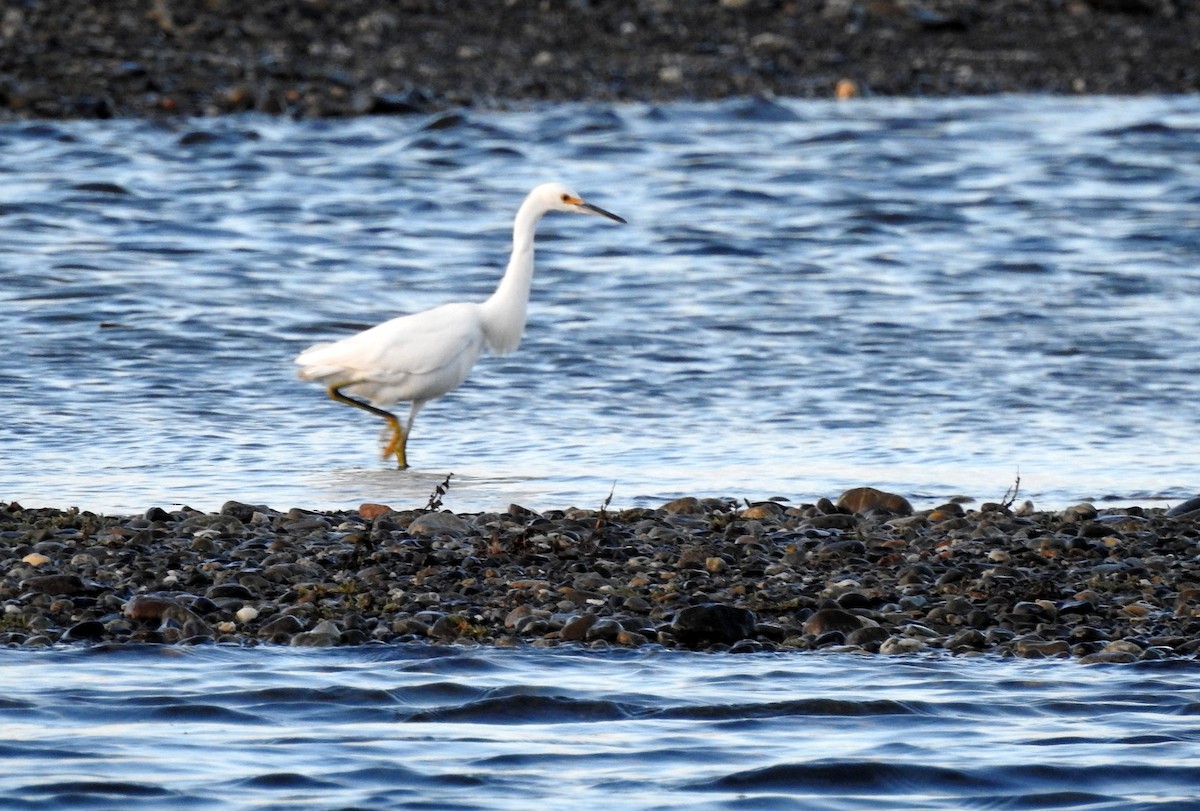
560, 193, 571, 202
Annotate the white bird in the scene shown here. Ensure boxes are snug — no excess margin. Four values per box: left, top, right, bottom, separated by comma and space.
295, 182, 626, 469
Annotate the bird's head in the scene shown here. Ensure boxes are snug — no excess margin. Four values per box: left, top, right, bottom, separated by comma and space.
535, 182, 626, 223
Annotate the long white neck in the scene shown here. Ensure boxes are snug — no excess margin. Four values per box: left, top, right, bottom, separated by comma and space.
480, 194, 545, 355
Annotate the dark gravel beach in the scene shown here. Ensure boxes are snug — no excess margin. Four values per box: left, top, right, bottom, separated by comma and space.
2, 0, 1198, 120
6, 490, 1200, 660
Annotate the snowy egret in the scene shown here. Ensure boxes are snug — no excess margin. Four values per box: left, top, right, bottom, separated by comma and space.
295, 182, 626, 468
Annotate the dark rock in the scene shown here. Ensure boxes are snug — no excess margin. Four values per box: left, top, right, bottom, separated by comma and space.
62, 620, 106, 642
206, 583, 255, 600
428, 615, 468, 641
845, 625, 890, 649
561, 614, 599, 642
259, 614, 307, 638
836, 590, 874, 610
220, 500, 259, 522
672, 604, 757, 645
1166, 496, 1200, 518
945, 629, 987, 651
803, 608, 866, 636
807, 514, 859, 530
21, 574, 88, 596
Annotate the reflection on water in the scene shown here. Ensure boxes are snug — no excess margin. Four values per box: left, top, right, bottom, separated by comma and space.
1, 96, 1198, 513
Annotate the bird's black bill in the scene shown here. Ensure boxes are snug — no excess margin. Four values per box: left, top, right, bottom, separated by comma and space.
580, 202, 626, 224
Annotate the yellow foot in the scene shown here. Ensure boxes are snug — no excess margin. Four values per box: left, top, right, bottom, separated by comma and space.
382, 419, 408, 469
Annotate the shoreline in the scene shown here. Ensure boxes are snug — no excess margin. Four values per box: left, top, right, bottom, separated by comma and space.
2, 2, 1198, 121
5, 488, 1200, 660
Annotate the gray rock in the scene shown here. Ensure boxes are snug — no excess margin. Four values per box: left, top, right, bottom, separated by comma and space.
407, 512, 472, 536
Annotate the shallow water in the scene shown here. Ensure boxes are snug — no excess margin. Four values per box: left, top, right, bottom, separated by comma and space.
1, 646, 1199, 810
1, 96, 1198, 513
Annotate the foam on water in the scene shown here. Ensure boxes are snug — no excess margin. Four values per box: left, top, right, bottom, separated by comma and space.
1, 96, 1198, 513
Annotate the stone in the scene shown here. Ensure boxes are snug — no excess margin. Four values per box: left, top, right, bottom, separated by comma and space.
585, 618, 623, 642
879, 636, 926, 654
21, 574, 89, 596
660, 496, 704, 515
359, 502, 392, 520
407, 512, 472, 536
671, 603, 757, 645
429, 614, 469, 641
290, 620, 341, 647
945, 629, 986, 651
206, 583, 255, 600
61, 620, 106, 642
560, 614, 599, 642
845, 626, 890, 649
836, 487, 914, 516
124, 594, 184, 623
803, 608, 867, 636
259, 614, 306, 638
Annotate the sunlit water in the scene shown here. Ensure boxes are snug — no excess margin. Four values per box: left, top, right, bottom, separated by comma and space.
1, 646, 1199, 810
1, 96, 1198, 514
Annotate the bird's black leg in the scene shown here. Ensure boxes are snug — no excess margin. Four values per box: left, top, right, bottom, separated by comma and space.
328, 387, 408, 469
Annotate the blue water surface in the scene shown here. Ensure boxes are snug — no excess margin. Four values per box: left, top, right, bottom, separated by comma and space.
1, 95, 1197, 513
1, 645, 1199, 810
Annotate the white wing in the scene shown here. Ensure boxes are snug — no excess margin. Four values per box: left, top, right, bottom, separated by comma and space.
295, 302, 488, 405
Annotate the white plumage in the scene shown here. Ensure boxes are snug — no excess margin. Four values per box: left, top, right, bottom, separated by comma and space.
295, 182, 625, 468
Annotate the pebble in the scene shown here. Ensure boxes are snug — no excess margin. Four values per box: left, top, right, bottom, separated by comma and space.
1, 495, 1198, 660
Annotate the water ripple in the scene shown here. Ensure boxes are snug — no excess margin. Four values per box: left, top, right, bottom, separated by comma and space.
1, 647, 1199, 809
1, 97, 1198, 513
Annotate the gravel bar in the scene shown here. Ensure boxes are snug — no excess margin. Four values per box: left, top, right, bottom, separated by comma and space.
2, 1, 1198, 120
5, 488, 1200, 660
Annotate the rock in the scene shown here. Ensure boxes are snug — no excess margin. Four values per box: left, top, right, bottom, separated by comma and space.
845, 626, 890, 649
220, 500, 259, 522
803, 608, 867, 636
21, 574, 89, 596
62, 620, 106, 642
836, 487, 913, 516
259, 614, 306, 638
1062, 503, 1099, 522
944, 629, 986, 651
290, 620, 341, 647
206, 583, 255, 600
429, 614, 469, 641
879, 636, 926, 654
359, 502, 392, 520
561, 614, 599, 642
585, 618, 623, 643
1079, 650, 1139, 664
660, 496, 704, 515
124, 594, 179, 623
407, 512, 472, 536
671, 604, 757, 645
1166, 496, 1200, 518
807, 514, 859, 530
